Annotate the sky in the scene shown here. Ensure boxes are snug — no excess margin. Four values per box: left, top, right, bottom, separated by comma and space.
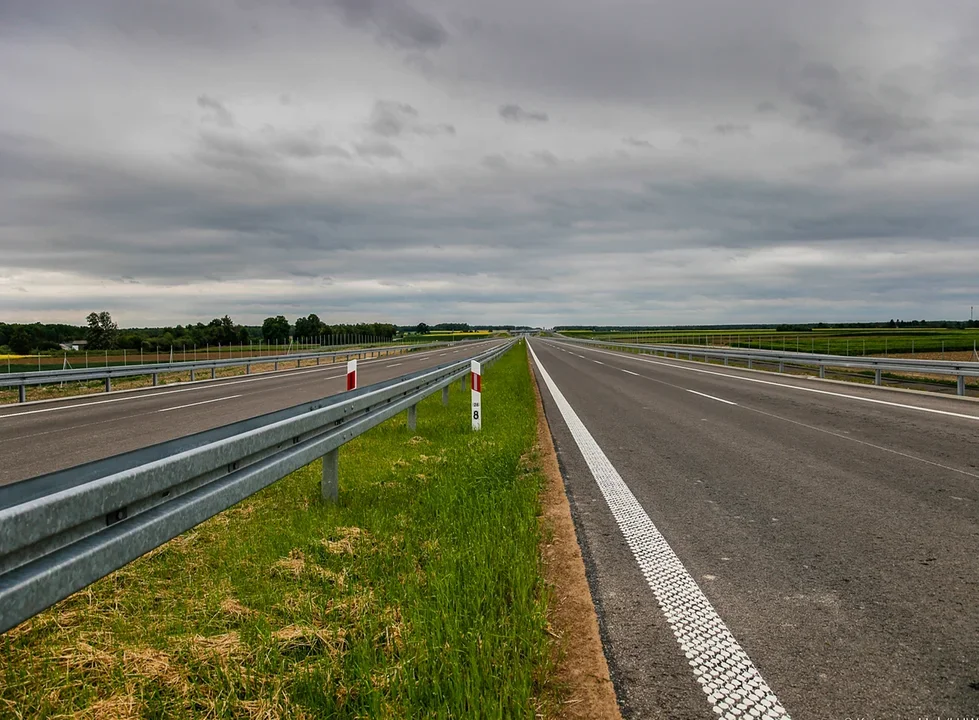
2, 0, 979, 328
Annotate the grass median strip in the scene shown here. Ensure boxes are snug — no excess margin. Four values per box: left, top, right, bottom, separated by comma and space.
0, 342, 561, 719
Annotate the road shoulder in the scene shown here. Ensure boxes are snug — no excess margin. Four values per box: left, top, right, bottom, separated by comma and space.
529, 346, 622, 720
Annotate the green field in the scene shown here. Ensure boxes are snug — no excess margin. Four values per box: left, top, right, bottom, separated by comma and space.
561, 328, 979, 357
0, 342, 559, 718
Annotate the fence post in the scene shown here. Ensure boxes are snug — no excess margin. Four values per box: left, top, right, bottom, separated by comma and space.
442, 386, 449, 406
407, 404, 418, 431
321, 448, 339, 502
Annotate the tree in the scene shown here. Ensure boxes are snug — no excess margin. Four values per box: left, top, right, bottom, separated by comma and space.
8, 326, 33, 355
261, 315, 291, 343
294, 314, 324, 339
415, 322, 430, 334
86, 311, 118, 350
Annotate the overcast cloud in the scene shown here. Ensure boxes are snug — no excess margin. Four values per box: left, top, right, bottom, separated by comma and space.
2, 0, 979, 327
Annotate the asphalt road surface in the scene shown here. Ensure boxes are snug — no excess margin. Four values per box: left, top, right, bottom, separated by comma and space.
529, 337, 979, 720
0, 341, 501, 485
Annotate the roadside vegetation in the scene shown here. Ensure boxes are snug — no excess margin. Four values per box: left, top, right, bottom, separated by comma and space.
0, 343, 560, 719
562, 326, 979, 358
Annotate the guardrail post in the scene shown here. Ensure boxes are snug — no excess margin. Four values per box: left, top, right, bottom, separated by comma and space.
211, 368, 216, 379
460, 374, 466, 390
407, 404, 417, 430
246, 364, 251, 374
321, 448, 339, 502
874, 368, 882, 386
958, 375, 966, 396
819, 365, 825, 379
153, 373, 158, 386
778, 361, 784, 373
747, 359, 753, 369
105, 377, 111, 393
442, 386, 449, 406
297, 359, 301, 368
191, 369, 196, 381
18, 386, 26, 403
274, 361, 279, 371
316, 357, 320, 366
724, 356, 729, 366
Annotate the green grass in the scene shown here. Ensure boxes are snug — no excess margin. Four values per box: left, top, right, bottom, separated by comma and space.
0, 342, 556, 719
564, 328, 979, 357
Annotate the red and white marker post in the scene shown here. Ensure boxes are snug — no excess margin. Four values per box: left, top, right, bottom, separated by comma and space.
471, 360, 482, 431
346, 359, 357, 391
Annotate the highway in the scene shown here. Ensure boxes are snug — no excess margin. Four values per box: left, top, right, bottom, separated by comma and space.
0, 341, 500, 486
528, 338, 979, 719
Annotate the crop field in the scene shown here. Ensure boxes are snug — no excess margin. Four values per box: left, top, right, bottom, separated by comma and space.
0, 341, 409, 375
563, 327, 979, 358
0, 344, 561, 718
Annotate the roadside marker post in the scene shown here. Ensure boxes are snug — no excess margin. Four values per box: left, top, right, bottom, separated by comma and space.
346, 359, 357, 391
471, 360, 482, 431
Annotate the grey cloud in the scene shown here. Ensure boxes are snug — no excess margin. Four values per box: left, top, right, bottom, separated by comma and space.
324, 0, 448, 50
4, 0, 979, 326
481, 154, 508, 170
197, 95, 235, 127
789, 61, 963, 158
714, 123, 751, 136
499, 104, 549, 123
533, 151, 559, 166
369, 101, 419, 137
354, 140, 403, 158
367, 101, 455, 137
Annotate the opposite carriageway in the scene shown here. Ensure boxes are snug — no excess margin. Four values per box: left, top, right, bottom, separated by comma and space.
0, 340, 512, 635
0, 339, 501, 485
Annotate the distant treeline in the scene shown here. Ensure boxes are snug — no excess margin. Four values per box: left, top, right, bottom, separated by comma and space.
1, 313, 401, 354
557, 320, 979, 332
397, 323, 528, 333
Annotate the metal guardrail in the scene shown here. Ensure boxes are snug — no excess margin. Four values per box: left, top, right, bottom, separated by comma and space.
552, 336, 979, 396
0, 340, 479, 403
0, 340, 514, 633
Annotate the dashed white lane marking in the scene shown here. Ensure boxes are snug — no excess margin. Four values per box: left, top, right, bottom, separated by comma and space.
0, 342, 499, 420
554, 342, 979, 423
157, 395, 243, 413
621, 369, 640, 376
687, 389, 738, 406
529, 344, 790, 720
593, 360, 605, 365
386, 363, 402, 368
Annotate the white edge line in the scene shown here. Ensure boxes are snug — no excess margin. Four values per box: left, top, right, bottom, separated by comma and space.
687, 389, 738, 406
553, 342, 979, 422
157, 394, 243, 413
528, 342, 789, 719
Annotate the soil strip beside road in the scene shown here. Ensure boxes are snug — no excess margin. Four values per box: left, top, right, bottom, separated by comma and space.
529, 347, 623, 720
